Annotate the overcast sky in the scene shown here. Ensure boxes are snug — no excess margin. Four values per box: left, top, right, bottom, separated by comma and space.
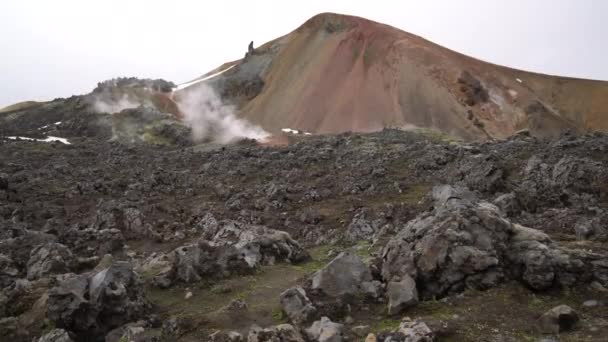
0, 0, 606, 108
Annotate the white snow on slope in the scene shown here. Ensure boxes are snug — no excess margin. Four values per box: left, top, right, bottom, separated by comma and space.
6, 136, 71, 145
38, 121, 62, 130
175, 65, 236, 91
282, 128, 313, 135
282, 128, 299, 134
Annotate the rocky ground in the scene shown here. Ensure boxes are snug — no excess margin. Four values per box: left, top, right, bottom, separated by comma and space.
1, 128, 608, 342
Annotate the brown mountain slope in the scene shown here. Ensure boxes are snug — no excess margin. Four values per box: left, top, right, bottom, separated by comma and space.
177, 13, 608, 141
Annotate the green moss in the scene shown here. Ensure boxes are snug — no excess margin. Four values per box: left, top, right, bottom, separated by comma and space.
373, 317, 401, 332
352, 241, 373, 260
41, 319, 56, 335
272, 308, 288, 324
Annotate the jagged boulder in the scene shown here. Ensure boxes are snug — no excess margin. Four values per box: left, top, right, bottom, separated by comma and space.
537, 305, 579, 334
0, 229, 57, 271
280, 286, 317, 325
381, 185, 608, 299
37, 329, 74, 342
104, 321, 146, 342
59, 227, 125, 258
311, 252, 377, 298
47, 262, 149, 341
376, 318, 435, 342
27, 243, 74, 280
306, 317, 344, 342
457, 154, 504, 193
0, 254, 19, 288
247, 324, 305, 342
155, 220, 309, 286
93, 201, 147, 240
493, 193, 521, 216
516, 155, 604, 211
345, 210, 381, 242
209, 330, 244, 342
396, 317, 435, 342
386, 275, 419, 315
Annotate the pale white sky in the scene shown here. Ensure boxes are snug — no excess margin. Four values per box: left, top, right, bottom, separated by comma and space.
0, 0, 606, 108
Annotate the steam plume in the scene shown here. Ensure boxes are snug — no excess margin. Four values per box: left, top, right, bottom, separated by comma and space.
92, 94, 141, 114
176, 84, 268, 144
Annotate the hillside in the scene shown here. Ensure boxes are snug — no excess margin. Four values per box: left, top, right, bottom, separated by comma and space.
177, 13, 608, 140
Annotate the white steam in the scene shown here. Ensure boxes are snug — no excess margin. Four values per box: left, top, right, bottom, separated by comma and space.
92, 94, 142, 114
176, 84, 269, 144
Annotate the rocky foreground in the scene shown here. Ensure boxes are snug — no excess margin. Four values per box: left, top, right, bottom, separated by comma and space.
1, 129, 608, 341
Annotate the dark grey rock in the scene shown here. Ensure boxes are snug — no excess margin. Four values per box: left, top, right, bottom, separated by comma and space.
396, 317, 434, 342
280, 286, 317, 325
311, 252, 373, 297
27, 243, 74, 280
37, 329, 74, 342
387, 275, 419, 315
247, 324, 304, 342
306, 317, 344, 342
0, 254, 19, 288
157, 220, 309, 286
381, 185, 608, 299
537, 305, 579, 334
47, 262, 149, 341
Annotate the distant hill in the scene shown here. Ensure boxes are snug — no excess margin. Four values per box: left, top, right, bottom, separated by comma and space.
177, 13, 608, 140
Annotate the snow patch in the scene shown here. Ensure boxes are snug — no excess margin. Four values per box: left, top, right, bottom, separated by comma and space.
38, 121, 62, 130
175, 65, 236, 91
282, 128, 299, 134
516, 78, 523, 83
6, 136, 71, 145
282, 128, 313, 136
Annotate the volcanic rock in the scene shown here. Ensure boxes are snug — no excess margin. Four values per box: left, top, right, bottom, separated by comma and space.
537, 305, 579, 334
386, 275, 419, 315
155, 220, 309, 285
247, 324, 305, 342
36, 329, 74, 342
311, 252, 374, 297
280, 286, 317, 325
47, 261, 149, 341
27, 243, 74, 280
306, 317, 344, 342
381, 185, 608, 299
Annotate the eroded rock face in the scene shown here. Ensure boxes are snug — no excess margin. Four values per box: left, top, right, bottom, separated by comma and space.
155, 219, 309, 286
381, 185, 608, 299
47, 261, 149, 341
27, 243, 74, 280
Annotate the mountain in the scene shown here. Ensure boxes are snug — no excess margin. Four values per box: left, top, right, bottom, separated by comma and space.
177, 13, 608, 140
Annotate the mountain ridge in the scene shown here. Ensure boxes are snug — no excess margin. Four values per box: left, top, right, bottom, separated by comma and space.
177, 12, 608, 141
